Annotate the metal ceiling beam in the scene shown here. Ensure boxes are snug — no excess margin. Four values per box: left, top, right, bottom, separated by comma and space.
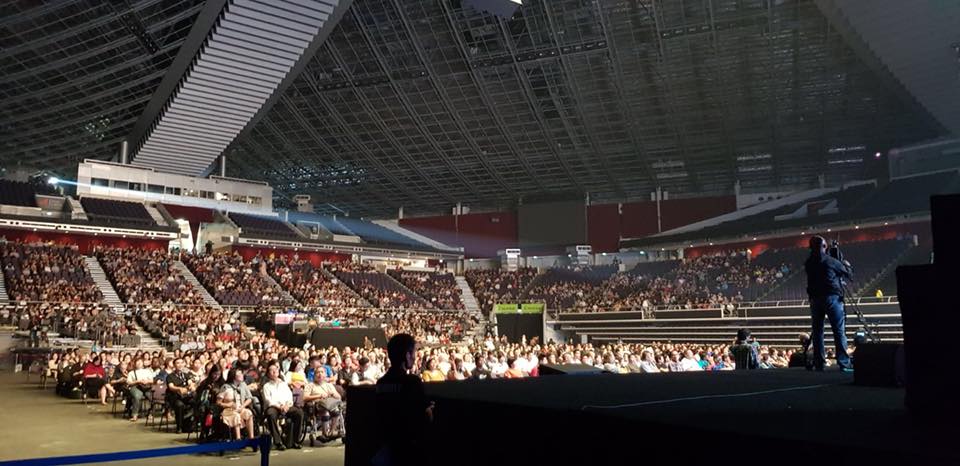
540, 0, 625, 200
323, 24, 456, 207
389, 0, 516, 201
594, 0, 657, 194
497, 17, 584, 193
436, 0, 548, 195
298, 68, 436, 208
348, 4, 485, 202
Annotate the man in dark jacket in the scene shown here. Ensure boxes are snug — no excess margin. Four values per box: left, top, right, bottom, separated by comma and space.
805, 236, 854, 371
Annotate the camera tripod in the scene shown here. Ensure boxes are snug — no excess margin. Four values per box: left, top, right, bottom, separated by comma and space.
842, 282, 881, 343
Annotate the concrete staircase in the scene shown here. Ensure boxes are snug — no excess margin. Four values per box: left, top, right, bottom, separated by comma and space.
131, 322, 165, 350
0, 270, 9, 305
261, 272, 300, 307
455, 276, 480, 313
144, 204, 169, 227
172, 260, 222, 311
84, 257, 124, 313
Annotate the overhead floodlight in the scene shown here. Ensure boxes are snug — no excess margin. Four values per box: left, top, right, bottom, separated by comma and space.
48, 177, 59, 185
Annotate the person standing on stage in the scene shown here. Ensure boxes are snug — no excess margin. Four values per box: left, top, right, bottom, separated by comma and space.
804, 236, 854, 372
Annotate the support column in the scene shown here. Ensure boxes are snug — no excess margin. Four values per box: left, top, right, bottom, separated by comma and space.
220, 154, 227, 177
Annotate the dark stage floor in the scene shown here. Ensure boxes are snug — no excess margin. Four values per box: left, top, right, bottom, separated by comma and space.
348, 368, 954, 465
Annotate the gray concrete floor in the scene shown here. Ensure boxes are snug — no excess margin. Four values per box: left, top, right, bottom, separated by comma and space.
0, 370, 344, 466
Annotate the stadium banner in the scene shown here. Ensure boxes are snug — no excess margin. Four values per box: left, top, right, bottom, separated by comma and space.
494, 303, 545, 314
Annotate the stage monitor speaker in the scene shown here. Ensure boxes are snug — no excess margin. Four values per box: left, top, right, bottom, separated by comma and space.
292, 320, 309, 335
539, 364, 606, 376
853, 343, 905, 387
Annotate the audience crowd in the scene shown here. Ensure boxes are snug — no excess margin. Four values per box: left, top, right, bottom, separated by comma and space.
265, 256, 366, 308
327, 263, 427, 310
94, 246, 205, 305
387, 269, 464, 310
465, 267, 538, 312
1, 242, 102, 303
183, 252, 289, 306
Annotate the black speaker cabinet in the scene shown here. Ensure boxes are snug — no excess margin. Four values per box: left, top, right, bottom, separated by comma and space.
853, 343, 905, 387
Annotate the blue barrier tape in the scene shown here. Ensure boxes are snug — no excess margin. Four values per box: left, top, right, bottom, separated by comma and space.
0, 438, 261, 466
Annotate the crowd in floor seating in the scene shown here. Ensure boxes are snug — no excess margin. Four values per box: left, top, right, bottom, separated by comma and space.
95, 246, 205, 305
327, 262, 427, 310
136, 305, 240, 349
6, 302, 137, 347
465, 267, 539, 312
287, 308, 479, 345
387, 269, 464, 310
265, 256, 367, 307
183, 252, 289, 306
48, 332, 356, 449
1, 242, 102, 303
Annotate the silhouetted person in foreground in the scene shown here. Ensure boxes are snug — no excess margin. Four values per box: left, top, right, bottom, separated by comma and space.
374, 333, 433, 466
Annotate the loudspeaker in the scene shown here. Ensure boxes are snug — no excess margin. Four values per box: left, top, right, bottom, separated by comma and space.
539, 364, 606, 376
853, 343, 905, 387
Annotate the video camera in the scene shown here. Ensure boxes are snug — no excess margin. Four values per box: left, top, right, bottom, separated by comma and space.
827, 239, 843, 261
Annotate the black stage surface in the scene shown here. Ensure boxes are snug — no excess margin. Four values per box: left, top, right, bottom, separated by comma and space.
346, 369, 953, 466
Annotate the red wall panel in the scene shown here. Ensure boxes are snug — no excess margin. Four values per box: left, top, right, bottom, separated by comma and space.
232, 245, 350, 266
587, 204, 621, 253
162, 204, 216, 240
660, 196, 737, 231
0, 228, 168, 254
620, 202, 659, 239
399, 212, 518, 258
456, 212, 518, 258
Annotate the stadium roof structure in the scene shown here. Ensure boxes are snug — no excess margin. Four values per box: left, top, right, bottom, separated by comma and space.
3, 0, 956, 218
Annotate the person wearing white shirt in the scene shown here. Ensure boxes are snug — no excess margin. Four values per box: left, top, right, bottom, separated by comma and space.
680, 350, 703, 372
125, 359, 156, 421
262, 362, 304, 450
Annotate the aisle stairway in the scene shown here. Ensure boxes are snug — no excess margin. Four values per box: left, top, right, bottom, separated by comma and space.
455, 276, 480, 313
172, 260, 222, 311
144, 204, 169, 227
83, 257, 124, 313
0, 271, 8, 305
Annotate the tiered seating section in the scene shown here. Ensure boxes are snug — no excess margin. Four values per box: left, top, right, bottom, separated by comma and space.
182, 252, 291, 306
1, 242, 102, 303
266, 256, 367, 307
230, 213, 301, 240
285, 211, 434, 249
80, 197, 156, 227
387, 269, 464, 310
327, 263, 428, 309
465, 267, 539, 312
0, 179, 39, 207
94, 246, 204, 305
523, 265, 618, 310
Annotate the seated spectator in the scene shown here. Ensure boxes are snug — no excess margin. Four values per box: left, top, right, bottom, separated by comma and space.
302, 370, 343, 440
218, 368, 257, 445
263, 361, 304, 450
79, 355, 114, 405
95, 246, 204, 305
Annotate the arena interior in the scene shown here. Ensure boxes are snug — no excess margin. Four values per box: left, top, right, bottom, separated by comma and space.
1, 0, 959, 465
